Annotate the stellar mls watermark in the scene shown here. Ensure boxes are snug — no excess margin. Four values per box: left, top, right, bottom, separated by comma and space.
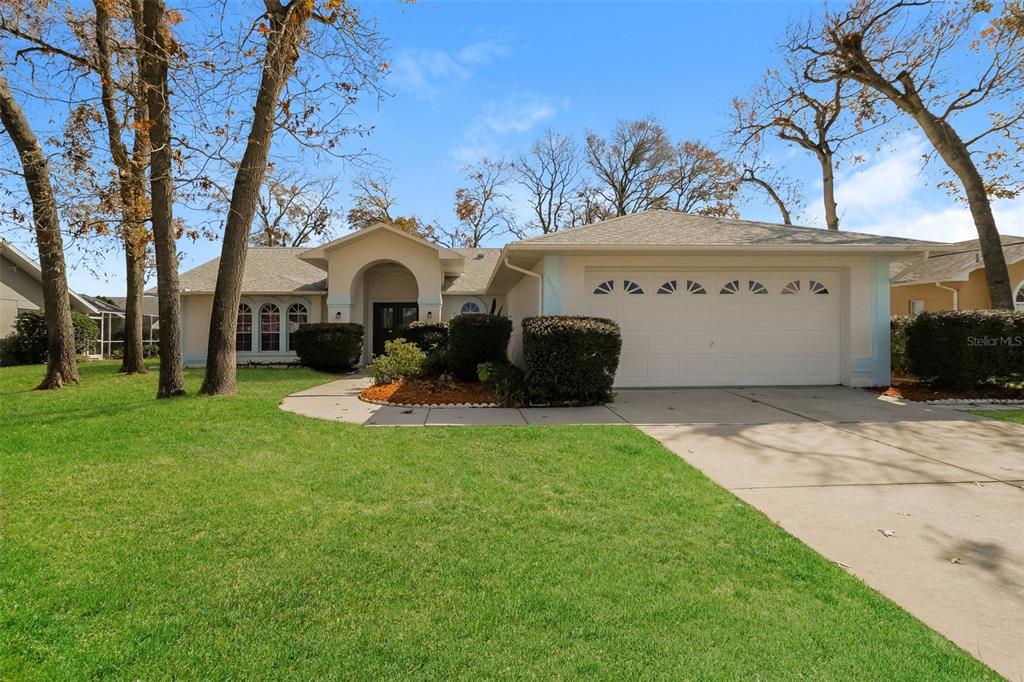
966, 336, 1023, 348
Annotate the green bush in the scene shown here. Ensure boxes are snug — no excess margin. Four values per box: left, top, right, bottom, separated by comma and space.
447, 313, 512, 380
290, 322, 363, 372
890, 316, 911, 378
143, 343, 160, 358
905, 310, 1024, 388
421, 346, 449, 378
0, 309, 99, 365
477, 361, 528, 407
401, 321, 448, 352
371, 339, 425, 385
522, 316, 622, 405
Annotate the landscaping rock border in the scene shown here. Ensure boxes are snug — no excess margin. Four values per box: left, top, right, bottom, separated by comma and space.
358, 394, 499, 409
926, 398, 1024, 406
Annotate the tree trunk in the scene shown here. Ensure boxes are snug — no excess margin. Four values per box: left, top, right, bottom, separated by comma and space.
141, 0, 185, 397
818, 152, 839, 231
96, 0, 149, 374
121, 243, 148, 373
0, 76, 81, 389
914, 115, 1013, 309
200, 8, 310, 396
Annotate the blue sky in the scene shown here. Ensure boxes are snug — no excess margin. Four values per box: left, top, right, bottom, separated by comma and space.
3, 0, 1021, 295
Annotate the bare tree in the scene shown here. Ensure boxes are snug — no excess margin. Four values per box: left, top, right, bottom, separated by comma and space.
0, 76, 80, 389
251, 172, 341, 246
447, 157, 515, 247
347, 173, 437, 240
141, 0, 184, 397
665, 140, 738, 217
585, 116, 674, 216
731, 59, 868, 230
513, 129, 580, 235
792, 0, 1023, 307
565, 183, 612, 228
199, 1, 385, 395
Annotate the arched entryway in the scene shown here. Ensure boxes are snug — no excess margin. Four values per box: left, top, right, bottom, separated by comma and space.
352, 261, 420, 359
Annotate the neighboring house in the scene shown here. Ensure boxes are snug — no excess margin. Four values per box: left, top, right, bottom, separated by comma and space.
81, 294, 160, 358
178, 211, 946, 387
891, 235, 1024, 314
1, 238, 98, 338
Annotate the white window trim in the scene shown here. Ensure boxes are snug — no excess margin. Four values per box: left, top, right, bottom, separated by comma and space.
238, 296, 311, 355
1014, 282, 1024, 312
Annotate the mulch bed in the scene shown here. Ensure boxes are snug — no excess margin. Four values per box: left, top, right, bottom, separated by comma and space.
868, 377, 1024, 402
360, 378, 497, 407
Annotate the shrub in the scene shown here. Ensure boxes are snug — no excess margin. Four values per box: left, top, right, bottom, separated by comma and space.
890, 315, 911, 378
447, 313, 512, 380
421, 346, 449, 378
905, 310, 1024, 388
0, 309, 99, 365
401, 321, 448, 352
522, 315, 622, 405
477, 361, 528, 407
371, 339, 425, 385
290, 322, 363, 372
143, 343, 160, 358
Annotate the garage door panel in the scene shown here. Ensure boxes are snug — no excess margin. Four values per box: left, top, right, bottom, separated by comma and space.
585, 269, 841, 387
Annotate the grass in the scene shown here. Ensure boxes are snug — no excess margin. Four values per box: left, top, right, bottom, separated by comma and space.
1, 362, 996, 680
967, 409, 1024, 424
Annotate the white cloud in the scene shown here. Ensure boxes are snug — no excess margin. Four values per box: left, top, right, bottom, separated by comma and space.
387, 40, 510, 99
451, 97, 566, 164
801, 134, 1024, 243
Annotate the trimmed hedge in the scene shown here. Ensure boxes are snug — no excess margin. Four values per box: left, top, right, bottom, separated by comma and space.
890, 316, 911, 377
401, 321, 448, 352
371, 339, 425, 385
0, 309, 99, 366
447, 313, 512, 380
477, 361, 528, 407
905, 310, 1024, 388
522, 315, 622, 405
290, 322, 363, 372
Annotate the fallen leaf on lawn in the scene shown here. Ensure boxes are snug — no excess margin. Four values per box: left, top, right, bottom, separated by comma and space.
878, 529, 897, 537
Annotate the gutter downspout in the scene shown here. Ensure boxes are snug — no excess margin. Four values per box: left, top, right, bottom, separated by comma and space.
503, 257, 543, 314
935, 282, 959, 311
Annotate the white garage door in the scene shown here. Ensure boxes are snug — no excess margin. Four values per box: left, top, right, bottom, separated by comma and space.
584, 269, 841, 387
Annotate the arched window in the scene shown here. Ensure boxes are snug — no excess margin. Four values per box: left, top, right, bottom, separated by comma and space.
809, 280, 830, 295
287, 303, 307, 351
1015, 282, 1024, 311
748, 280, 768, 295
719, 280, 740, 295
686, 280, 707, 295
260, 303, 281, 352
236, 303, 252, 352
593, 279, 614, 295
657, 280, 677, 294
460, 301, 481, 314
781, 280, 800, 295
623, 280, 644, 295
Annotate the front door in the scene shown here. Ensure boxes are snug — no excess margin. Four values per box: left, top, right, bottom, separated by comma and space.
372, 302, 419, 356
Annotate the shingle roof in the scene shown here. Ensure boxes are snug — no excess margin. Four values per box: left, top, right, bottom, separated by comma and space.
517, 210, 942, 248
893, 235, 1024, 284
177, 248, 327, 294
443, 248, 501, 294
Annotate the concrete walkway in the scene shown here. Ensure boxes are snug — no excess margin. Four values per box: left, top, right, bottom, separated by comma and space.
280, 374, 629, 426
281, 377, 1024, 678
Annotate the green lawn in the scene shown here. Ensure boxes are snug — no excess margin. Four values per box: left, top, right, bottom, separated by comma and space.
967, 409, 1024, 424
1, 362, 995, 679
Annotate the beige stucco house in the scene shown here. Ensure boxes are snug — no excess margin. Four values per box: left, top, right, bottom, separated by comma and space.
1, 238, 98, 338
891, 235, 1024, 314
178, 211, 948, 387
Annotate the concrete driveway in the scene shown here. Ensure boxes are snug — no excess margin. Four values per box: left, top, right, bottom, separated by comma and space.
282, 378, 1023, 677
629, 387, 1023, 680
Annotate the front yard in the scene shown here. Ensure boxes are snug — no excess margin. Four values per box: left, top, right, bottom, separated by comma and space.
0, 363, 996, 679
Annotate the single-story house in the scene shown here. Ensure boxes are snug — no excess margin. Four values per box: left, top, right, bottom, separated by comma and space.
890, 235, 1024, 314
1, 238, 99, 338
178, 210, 950, 387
